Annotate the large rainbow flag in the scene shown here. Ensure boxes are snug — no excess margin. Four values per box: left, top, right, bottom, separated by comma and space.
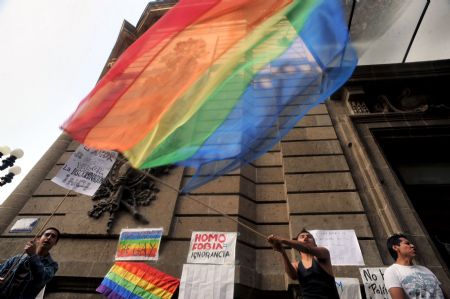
63, 0, 357, 192
97, 262, 180, 299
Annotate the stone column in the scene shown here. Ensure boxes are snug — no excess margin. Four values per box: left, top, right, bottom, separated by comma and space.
0, 133, 72, 233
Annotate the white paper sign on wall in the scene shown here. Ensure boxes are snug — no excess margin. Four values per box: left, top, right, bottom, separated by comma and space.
52, 145, 117, 196
179, 264, 235, 299
335, 277, 362, 299
309, 229, 365, 265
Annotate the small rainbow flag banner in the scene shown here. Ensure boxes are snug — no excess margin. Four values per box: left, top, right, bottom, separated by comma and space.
115, 228, 163, 261
63, 0, 357, 193
97, 262, 180, 299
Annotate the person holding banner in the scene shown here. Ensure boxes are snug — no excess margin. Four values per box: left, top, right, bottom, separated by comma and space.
267, 228, 340, 299
384, 234, 448, 299
0, 227, 60, 299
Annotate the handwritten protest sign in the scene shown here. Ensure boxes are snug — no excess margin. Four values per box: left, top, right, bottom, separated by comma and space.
309, 230, 364, 265
335, 277, 362, 299
360, 267, 391, 299
187, 231, 237, 264
115, 228, 163, 261
179, 264, 235, 299
52, 145, 117, 196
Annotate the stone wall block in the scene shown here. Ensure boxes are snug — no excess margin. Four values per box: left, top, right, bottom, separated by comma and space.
289, 215, 373, 238
255, 250, 287, 290
288, 192, 363, 214
255, 203, 289, 223
187, 176, 255, 200
19, 195, 89, 214
176, 195, 239, 215
34, 180, 72, 196
286, 173, 355, 193
236, 242, 256, 270
296, 114, 332, 127
306, 104, 328, 115
238, 197, 256, 221
170, 217, 239, 239
253, 152, 282, 167
256, 184, 287, 202
255, 167, 284, 183
283, 127, 337, 141
282, 140, 343, 156
284, 156, 349, 173
67, 140, 81, 151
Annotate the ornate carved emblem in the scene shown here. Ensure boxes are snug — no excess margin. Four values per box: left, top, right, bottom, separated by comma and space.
88, 155, 171, 233
345, 87, 432, 114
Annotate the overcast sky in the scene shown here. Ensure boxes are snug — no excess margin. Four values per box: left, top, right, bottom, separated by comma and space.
0, 0, 150, 204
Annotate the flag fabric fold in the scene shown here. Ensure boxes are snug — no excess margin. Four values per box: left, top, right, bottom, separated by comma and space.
96, 262, 179, 299
63, 0, 357, 193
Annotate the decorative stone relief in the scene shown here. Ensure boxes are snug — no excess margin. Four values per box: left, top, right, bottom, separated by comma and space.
88, 155, 171, 233
375, 88, 429, 113
344, 87, 432, 114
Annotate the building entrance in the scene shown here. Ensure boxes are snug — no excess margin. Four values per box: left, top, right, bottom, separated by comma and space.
374, 126, 450, 270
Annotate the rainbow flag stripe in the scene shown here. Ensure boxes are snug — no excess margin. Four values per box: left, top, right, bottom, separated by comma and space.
63, 0, 357, 192
96, 262, 180, 299
115, 229, 163, 261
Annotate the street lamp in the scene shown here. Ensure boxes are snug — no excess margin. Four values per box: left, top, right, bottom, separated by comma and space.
0, 166, 21, 187
0, 148, 24, 170
0, 146, 24, 187
0, 146, 11, 159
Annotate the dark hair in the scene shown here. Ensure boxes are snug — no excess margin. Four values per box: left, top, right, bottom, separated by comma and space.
386, 233, 407, 260
41, 227, 61, 243
293, 228, 312, 240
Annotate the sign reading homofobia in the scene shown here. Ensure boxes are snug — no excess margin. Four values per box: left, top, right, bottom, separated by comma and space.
51, 145, 117, 196
187, 231, 237, 264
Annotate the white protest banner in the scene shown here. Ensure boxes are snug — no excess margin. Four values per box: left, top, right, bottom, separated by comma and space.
179, 264, 235, 299
309, 230, 364, 265
51, 145, 117, 196
335, 277, 362, 299
115, 228, 163, 261
187, 231, 237, 264
360, 267, 391, 299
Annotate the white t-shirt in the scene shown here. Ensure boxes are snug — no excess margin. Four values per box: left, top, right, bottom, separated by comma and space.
384, 263, 444, 299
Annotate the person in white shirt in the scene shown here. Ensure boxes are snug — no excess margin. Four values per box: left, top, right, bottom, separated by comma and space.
384, 234, 448, 299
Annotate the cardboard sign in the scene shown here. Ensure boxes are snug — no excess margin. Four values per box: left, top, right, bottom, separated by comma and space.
179, 264, 235, 299
115, 228, 163, 261
51, 145, 117, 196
359, 267, 391, 299
309, 229, 365, 265
335, 277, 362, 299
187, 231, 237, 264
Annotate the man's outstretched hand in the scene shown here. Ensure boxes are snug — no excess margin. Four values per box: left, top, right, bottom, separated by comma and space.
267, 234, 284, 252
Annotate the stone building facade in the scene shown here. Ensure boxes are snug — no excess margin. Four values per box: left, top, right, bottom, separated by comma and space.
1, 2, 449, 298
